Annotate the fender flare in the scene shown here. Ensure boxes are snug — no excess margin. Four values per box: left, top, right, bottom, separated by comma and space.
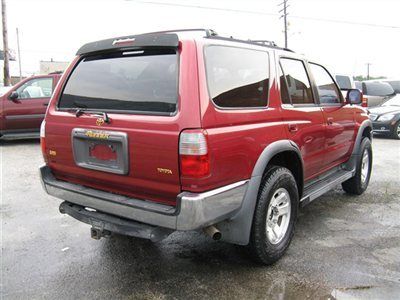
344, 119, 373, 171
217, 140, 304, 245
353, 119, 373, 155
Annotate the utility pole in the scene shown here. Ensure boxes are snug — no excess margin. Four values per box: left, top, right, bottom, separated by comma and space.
279, 0, 289, 48
16, 28, 22, 81
366, 63, 371, 80
1, 0, 10, 86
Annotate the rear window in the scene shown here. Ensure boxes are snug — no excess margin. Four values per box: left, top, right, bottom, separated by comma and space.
363, 82, 394, 96
58, 49, 178, 115
205, 46, 269, 108
385, 80, 400, 93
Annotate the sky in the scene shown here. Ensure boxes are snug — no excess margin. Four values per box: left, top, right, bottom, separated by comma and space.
3, 0, 400, 78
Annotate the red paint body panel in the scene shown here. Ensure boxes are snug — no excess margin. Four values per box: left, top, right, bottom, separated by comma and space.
0, 74, 61, 133
42, 34, 369, 207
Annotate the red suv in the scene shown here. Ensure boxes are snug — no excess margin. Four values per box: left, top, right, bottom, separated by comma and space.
39, 29, 373, 264
0, 73, 61, 140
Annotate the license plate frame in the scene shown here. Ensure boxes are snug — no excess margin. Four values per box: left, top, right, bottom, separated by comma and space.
72, 128, 129, 175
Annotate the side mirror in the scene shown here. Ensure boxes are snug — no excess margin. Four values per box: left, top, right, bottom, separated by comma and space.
9, 91, 19, 100
346, 89, 362, 105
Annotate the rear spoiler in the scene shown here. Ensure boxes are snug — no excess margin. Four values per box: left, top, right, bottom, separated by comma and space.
76, 33, 179, 56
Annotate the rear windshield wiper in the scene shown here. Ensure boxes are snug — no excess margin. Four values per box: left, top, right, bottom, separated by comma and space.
75, 108, 110, 123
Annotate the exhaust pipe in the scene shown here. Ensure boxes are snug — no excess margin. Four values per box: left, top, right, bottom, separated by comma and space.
203, 225, 221, 241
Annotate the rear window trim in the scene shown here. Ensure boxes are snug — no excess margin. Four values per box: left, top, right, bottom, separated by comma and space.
56, 49, 180, 117
203, 44, 271, 111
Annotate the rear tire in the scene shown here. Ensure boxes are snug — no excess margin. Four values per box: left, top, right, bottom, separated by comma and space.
342, 137, 372, 195
391, 120, 400, 140
248, 166, 299, 265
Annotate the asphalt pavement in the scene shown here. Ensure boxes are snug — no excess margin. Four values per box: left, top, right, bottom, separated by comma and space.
1, 137, 400, 299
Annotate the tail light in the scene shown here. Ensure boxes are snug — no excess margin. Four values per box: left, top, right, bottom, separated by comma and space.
179, 130, 210, 178
362, 97, 368, 107
40, 120, 47, 162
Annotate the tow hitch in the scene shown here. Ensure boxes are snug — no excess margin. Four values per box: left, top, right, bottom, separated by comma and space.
90, 227, 111, 240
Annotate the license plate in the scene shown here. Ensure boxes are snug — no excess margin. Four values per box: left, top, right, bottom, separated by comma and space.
72, 128, 129, 175
89, 143, 117, 161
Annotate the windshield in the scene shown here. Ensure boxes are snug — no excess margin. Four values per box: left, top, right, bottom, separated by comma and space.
383, 94, 400, 106
58, 49, 178, 115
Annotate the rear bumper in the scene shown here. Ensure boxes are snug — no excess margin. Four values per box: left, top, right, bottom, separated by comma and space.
40, 165, 248, 231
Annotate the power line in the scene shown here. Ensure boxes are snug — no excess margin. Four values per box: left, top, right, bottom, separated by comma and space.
125, 0, 400, 30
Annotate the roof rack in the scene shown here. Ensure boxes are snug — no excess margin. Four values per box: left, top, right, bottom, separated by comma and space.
249, 40, 277, 47
205, 35, 294, 52
144, 28, 218, 37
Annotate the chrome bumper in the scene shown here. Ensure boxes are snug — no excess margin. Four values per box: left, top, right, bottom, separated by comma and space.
40, 166, 248, 231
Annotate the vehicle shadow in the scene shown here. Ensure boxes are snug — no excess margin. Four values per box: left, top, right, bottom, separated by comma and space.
372, 134, 394, 140
0, 139, 40, 147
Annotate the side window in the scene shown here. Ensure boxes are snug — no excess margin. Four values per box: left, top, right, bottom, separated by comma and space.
310, 63, 341, 104
16, 78, 53, 99
280, 58, 314, 105
205, 46, 269, 108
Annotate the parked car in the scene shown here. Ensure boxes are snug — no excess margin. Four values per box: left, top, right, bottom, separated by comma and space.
355, 80, 362, 91
39, 29, 372, 265
335, 74, 360, 102
369, 94, 400, 139
382, 79, 400, 94
361, 81, 395, 107
0, 73, 62, 140
335, 74, 356, 90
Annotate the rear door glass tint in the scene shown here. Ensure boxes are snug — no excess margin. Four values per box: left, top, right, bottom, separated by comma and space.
280, 58, 314, 105
205, 46, 269, 108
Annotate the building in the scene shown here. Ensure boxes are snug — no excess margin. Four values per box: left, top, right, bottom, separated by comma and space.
39, 59, 69, 75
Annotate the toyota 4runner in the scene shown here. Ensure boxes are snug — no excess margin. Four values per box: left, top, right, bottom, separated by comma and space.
40, 29, 373, 264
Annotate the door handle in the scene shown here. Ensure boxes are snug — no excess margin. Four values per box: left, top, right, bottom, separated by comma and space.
288, 124, 298, 133
304, 136, 313, 144
43, 103, 49, 106
327, 117, 334, 125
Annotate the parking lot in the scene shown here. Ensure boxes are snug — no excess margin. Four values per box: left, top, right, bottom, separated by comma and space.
1, 137, 400, 299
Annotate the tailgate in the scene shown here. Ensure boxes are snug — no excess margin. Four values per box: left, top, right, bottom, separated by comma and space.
44, 42, 200, 206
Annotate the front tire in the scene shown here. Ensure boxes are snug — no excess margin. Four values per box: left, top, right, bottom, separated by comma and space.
342, 137, 372, 195
248, 166, 299, 265
391, 120, 400, 140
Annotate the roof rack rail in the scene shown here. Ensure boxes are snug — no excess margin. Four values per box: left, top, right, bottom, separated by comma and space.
250, 40, 277, 47
206, 35, 294, 52
145, 28, 218, 37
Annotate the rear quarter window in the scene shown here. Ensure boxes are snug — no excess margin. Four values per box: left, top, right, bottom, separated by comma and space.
204, 45, 270, 108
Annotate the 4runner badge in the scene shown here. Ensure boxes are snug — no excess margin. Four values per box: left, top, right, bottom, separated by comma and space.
85, 130, 110, 140
96, 118, 105, 126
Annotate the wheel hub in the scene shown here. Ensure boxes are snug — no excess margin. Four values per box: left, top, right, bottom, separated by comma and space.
266, 188, 291, 245
361, 150, 370, 184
